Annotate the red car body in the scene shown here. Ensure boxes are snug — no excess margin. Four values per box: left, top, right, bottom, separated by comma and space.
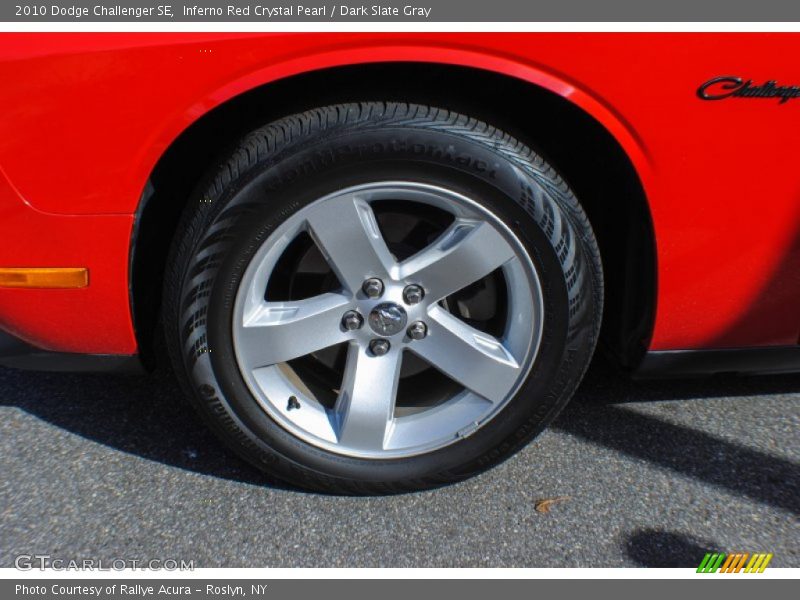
0, 33, 798, 371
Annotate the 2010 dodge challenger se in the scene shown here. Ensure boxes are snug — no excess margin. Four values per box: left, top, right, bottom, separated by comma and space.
0, 33, 798, 493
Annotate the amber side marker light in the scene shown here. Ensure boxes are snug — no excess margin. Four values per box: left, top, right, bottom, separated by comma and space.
0, 267, 88, 289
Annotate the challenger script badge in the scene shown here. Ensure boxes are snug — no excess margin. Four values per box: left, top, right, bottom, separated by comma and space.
698, 76, 800, 103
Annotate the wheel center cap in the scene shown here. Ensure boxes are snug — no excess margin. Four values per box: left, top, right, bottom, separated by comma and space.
368, 303, 407, 336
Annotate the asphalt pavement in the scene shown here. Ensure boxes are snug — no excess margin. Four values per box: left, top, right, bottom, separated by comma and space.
1, 360, 798, 568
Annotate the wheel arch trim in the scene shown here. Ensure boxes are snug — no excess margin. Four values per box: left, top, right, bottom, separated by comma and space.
133, 44, 654, 214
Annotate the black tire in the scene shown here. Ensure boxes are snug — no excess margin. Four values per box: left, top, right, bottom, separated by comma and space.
163, 102, 603, 494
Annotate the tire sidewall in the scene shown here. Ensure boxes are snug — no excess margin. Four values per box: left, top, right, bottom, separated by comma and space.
169, 114, 597, 490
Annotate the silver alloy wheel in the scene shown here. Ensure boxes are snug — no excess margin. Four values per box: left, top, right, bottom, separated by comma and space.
232, 182, 544, 459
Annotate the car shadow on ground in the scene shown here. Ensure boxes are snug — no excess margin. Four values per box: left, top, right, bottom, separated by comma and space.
1, 359, 799, 505
0, 365, 280, 488
554, 364, 800, 515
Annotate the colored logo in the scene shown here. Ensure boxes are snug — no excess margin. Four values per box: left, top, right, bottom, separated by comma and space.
697, 552, 773, 573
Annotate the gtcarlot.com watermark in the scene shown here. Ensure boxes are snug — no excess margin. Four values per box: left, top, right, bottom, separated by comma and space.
14, 554, 195, 571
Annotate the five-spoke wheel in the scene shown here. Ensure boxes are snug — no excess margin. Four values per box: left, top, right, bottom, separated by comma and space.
232, 182, 543, 458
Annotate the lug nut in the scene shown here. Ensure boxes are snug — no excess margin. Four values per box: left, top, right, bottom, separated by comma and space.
341, 310, 363, 331
362, 278, 384, 299
369, 339, 391, 356
403, 284, 425, 305
407, 321, 428, 340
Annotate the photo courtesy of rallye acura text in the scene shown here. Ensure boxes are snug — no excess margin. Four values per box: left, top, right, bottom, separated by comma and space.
1, 33, 799, 494
15, 584, 253, 596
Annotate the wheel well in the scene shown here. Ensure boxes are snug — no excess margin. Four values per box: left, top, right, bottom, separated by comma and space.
132, 62, 656, 370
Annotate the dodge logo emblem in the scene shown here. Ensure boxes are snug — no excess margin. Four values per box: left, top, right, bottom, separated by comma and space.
368, 303, 408, 336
